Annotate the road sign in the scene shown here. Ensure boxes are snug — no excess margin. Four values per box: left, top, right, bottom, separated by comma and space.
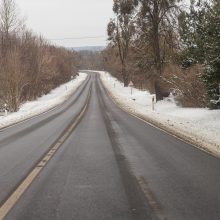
128, 81, 134, 87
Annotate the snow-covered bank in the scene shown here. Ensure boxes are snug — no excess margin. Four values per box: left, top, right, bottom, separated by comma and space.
0, 72, 87, 129
98, 71, 220, 157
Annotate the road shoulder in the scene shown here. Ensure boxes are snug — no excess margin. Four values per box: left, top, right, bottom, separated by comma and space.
99, 73, 220, 159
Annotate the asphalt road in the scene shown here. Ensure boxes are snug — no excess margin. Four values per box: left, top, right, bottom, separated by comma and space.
0, 72, 220, 220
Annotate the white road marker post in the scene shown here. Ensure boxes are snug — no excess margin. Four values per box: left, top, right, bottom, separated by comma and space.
4, 103, 7, 116
152, 95, 155, 111
128, 81, 134, 96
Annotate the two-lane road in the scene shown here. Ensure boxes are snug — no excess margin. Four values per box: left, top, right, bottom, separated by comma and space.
1, 72, 220, 220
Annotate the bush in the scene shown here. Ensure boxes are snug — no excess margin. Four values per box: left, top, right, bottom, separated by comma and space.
161, 65, 208, 107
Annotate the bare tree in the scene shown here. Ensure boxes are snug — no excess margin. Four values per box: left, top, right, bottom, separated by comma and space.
136, 0, 180, 101
107, 0, 137, 86
0, 0, 80, 111
0, 0, 24, 54
0, 47, 27, 111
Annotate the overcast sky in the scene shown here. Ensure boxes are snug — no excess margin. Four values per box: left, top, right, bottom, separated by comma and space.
17, 0, 114, 47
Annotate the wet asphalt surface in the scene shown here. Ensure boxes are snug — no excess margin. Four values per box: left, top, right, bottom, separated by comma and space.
1, 72, 220, 220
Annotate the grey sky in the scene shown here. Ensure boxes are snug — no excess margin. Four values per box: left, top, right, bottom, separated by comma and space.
17, 0, 114, 47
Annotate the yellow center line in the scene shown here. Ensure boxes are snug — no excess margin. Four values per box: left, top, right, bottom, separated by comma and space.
0, 90, 90, 220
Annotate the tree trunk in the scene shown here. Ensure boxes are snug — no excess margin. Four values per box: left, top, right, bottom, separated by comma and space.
122, 62, 129, 87
153, 27, 163, 101
154, 79, 163, 102
11, 95, 19, 112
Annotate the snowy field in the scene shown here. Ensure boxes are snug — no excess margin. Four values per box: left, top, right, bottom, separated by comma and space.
97, 71, 220, 157
0, 72, 87, 129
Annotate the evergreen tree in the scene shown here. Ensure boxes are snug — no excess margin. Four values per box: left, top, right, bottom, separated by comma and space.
202, 0, 220, 108
179, 0, 220, 108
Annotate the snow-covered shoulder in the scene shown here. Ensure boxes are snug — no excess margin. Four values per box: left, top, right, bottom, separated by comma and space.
97, 70, 220, 157
0, 72, 87, 129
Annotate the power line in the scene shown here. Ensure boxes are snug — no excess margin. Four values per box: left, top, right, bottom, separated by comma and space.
49, 36, 106, 41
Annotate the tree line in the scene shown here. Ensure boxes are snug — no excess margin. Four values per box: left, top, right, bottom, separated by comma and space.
102, 0, 220, 108
0, 0, 80, 112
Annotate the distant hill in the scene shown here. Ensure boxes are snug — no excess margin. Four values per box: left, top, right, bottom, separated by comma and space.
71, 46, 105, 52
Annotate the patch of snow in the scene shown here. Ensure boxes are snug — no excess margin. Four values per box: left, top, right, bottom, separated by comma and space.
97, 71, 220, 157
0, 72, 87, 129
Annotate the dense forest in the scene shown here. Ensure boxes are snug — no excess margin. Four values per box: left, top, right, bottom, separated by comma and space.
81, 0, 219, 109
0, 0, 80, 112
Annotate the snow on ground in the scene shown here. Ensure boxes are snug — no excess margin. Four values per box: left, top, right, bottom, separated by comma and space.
0, 72, 87, 129
97, 71, 220, 157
